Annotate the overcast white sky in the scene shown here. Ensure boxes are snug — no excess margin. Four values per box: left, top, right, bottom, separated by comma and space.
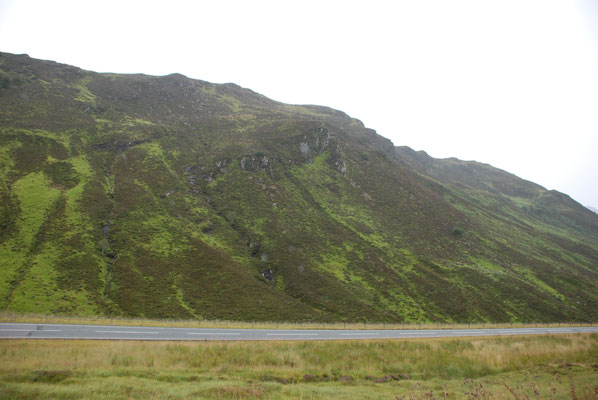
1, 0, 597, 208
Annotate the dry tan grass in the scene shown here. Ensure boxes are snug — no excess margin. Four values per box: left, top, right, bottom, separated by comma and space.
1, 334, 596, 376
1, 334, 597, 399
1, 311, 595, 331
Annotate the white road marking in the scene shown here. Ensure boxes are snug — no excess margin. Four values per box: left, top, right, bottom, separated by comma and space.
498, 330, 535, 333
0, 322, 178, 329
267, 333, 318, 336
95, 330, 159, 334
187, 332, 241, 335
340, 333, 380, 336
0, 329, 61, 332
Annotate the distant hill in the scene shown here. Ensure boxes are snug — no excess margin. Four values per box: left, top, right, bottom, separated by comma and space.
1, 52, 597, 322
588, 206, 598, 214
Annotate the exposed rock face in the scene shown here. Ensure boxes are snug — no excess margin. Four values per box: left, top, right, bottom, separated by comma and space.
299, 142, 310, 158
260, 156, 269, 169
262, 268, 273, 282
247, 241, 261, 257
298, 127, 333, 164
184, 166, 196, 186
332, 146, 347, 176
215, 159, 229, 174
240, 155, 271, 172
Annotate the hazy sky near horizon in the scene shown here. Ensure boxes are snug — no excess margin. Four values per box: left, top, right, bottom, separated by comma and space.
1, 0, 597, 207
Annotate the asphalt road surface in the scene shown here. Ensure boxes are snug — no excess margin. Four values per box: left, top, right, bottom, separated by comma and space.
1, 323, 596, 341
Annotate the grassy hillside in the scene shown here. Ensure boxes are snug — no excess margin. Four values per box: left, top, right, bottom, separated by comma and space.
1, 52, 597, 322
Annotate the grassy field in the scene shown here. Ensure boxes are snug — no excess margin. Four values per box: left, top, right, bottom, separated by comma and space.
1, 334, 597, 399
1, 312, 595, 331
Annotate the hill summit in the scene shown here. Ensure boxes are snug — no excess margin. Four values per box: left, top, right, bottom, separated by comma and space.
1, 52, 597, 322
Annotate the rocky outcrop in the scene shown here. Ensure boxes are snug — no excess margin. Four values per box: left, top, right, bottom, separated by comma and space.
332, 146, 347, 176
240, 154, 271, 173
298, 127, 331, 163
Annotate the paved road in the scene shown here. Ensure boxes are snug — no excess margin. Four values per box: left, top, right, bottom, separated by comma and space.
1, 323, 596, 341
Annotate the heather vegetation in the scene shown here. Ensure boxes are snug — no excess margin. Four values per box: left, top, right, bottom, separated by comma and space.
0, 52, 597, 323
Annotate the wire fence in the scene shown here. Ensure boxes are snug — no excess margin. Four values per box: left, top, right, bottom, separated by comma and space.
1, 312, 595, 331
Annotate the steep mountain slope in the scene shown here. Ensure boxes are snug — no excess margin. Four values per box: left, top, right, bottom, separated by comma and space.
1, 52, 597, 322
394, 147, 598, 236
